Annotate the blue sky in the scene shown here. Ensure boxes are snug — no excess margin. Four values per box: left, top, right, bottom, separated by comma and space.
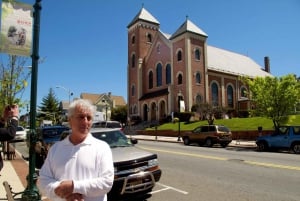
1, 0, 299, 114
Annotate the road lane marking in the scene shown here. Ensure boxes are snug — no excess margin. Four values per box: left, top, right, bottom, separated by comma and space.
140, 146, 300, 171
245, 161, 300, 171
140, 147, 227, 161
151, 183, 188, 195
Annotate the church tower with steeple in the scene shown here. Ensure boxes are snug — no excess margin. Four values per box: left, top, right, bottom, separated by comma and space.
127, 7, 270, 122
127, 7, 161, 121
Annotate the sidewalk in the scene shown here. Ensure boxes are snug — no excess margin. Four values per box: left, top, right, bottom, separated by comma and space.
0, 161, 24, 199
0, 150, 48, 201
0, 136, 256, 200
0, 151, 27, 200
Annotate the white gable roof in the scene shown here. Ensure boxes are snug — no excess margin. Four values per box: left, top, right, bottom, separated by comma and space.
171, 19, 208, 39
127, 7, 159, 28
207, 46, 271, 77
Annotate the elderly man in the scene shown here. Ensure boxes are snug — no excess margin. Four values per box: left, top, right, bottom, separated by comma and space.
38, 99, 114, 201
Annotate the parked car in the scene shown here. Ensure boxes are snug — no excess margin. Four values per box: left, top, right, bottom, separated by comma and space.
181, 124, 232, 147
34, 126, 70, 168
36, 125, 70, 144
37, 128, 162, 201
92, 120, 123, 130
256, 125, 300, 154
15, 126, 27, 140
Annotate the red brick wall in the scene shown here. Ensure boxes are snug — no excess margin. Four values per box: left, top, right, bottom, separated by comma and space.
136, 129, 273, 140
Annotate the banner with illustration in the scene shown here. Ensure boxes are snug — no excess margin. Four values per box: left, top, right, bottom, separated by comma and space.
0, 0, 33, 56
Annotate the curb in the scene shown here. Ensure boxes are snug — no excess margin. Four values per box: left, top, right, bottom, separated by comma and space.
127, 135, 257, 148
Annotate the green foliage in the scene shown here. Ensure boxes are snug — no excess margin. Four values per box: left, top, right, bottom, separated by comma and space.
0, 55, 31, 113
191, 102, 227, 123
243, 74, 300, 129
111, 105, 127, 125
37, 88, 60, 124
174, 112, 192, 122
155, 115, 300, 131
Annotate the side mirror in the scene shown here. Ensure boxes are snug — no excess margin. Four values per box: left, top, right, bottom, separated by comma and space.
130, 138, 138, 144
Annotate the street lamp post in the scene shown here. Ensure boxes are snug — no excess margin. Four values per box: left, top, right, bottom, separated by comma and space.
177, 92, 183, 142
22, 1, 42, 200
56, 85, 73, 104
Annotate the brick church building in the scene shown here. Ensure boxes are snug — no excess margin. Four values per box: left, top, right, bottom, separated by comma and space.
127, 7, 271, 122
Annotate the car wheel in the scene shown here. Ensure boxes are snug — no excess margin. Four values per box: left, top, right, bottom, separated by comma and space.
221, 143, 229, 148
183, 137, 190, 145
205, 138, 213, 147
256, 141, 268, 152
291, 143, 300, 154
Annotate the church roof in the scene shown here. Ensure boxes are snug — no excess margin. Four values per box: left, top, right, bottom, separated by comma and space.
170, 18, 208, 39
207, 45, 271, 77
130, 7, 271, 78
127, 7, 160, 28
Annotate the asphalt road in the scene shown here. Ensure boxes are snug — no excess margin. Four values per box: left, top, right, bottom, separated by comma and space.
137, 140, 300, 201
14, 140, 300, 201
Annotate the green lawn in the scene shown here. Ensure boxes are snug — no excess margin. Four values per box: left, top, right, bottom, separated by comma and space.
156, 115, 300, 131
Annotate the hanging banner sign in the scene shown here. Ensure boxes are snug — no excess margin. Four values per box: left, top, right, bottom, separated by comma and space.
0, 0, 33, 56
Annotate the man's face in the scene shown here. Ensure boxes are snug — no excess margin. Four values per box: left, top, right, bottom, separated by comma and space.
69, 105, 93, 136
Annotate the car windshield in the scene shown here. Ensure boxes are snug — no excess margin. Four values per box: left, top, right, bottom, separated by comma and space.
91, 130, 133, 148
218, 126, 230, 132
92, 121, 121, 129
106, 122, 121, 128
278, 126, 289, 134
17, 126, 24, 131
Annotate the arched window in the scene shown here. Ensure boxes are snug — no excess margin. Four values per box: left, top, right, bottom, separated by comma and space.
131, 35, 135, 44
156, 63, 162, 87
131, 85, 135, 96
195, 49, 201, 60
131, 54, 135, 68
241, 87, 247, 98
196, 94, 202, 104
178, 74, 183, 85
196, 72, 201, 84
211, 82, 219, 106
149, 71, 153, 89
177, 50, 182, 61
166, 64, 171, 84
227, 85, 234, 107
147, 33, 152, 43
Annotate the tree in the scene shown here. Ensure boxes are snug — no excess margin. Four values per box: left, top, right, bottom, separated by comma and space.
111, 105, 127, 125
0, 55, 31, 112
191, 103, 226, 124
37, 88, 60, 125
243, 74, 300, 129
